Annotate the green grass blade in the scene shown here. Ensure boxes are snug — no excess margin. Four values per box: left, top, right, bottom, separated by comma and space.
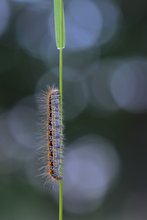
54, 0, 65, 49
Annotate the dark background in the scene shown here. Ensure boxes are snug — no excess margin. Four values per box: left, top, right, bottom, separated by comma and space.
0, 0, 147, 219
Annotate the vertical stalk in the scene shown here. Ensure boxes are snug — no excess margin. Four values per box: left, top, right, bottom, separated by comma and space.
59, 48, 63, 220
59, 49, 63, 125
53, 0, 65, 219
59, 1, 64, 220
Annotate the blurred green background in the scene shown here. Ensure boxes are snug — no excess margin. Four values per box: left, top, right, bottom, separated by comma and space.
0, 0, 147, 220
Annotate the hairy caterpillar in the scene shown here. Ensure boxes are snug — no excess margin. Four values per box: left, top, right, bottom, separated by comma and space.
37, 87, 63, 185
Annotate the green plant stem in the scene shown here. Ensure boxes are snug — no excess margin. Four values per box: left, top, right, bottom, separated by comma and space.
59, 49, 63, 119
59, 0, 64, 214
59, 48, 63, 220
59, 49, 63, 220
59, 1, 64, 220
59, 179, 63, 220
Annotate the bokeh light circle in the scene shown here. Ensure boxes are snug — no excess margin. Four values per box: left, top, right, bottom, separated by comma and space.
62, 135, 121, 214
110, 58, 147, 113
50, 0, 103, 50
0, 0, 10, 36
8, 96, 36, 150
36, 71, 89, 120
